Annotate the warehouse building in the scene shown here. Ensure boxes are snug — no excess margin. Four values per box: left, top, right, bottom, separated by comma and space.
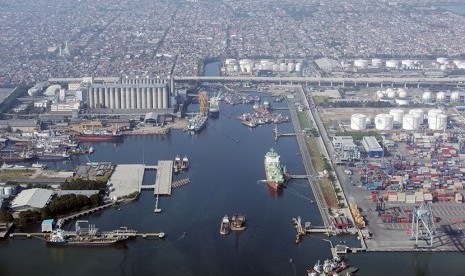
11, 188, 54, 211
362, 136, 384, 158
332, 136, 360, 161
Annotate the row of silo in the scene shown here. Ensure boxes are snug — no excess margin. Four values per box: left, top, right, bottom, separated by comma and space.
224, 58, 303, 73
350, 108, 446, 131
377, 88, 408, 100
422, 91, 464, 103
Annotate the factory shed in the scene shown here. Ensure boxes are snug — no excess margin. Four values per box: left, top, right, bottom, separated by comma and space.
362, 136, 384, 158
11, 188, 54, 211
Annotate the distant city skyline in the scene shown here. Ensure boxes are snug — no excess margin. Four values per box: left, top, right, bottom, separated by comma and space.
1, 0, 465, 84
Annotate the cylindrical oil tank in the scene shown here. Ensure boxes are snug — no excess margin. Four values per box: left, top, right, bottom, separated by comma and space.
372, 58, 382, 67
354, 59, 368, 68
401, 60, 414, 67
409, 109, 425, 121
428, 110, 447, 130
386, 89, 397, 99
4, 186, 13, 196
375, 114, 394, 130
279, 63, 287, 71
385, 60, 399, 68
295, 62, 303, 72
397, 88, 407, 98
287, 63, 296, 72
437, 57, 448, 64
436, 92, 446, 102
451, 91, 461, 102
422, 91, 433, 103
403, 114, 421, 130
389, 109, 404, 124
351, 114, 367, 130
225, 58, 237, 65
376, 90, 385, 99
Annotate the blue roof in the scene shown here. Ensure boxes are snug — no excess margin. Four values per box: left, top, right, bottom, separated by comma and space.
41, 219, 55, 225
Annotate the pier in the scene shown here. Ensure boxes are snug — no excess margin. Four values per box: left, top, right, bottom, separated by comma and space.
273, 125, 296, 141
154, 161, 173, 195
56, 203, 115, 229
171, 178, 190, 189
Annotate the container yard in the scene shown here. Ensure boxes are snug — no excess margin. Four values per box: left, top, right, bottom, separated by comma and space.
314, 89, 465, 252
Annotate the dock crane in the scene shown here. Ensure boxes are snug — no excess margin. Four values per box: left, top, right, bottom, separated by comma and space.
410, 202, 436, 248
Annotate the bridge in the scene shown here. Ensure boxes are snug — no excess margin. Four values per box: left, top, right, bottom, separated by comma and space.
49, 76, 465, 87
175, 76, 465, 87
56, 203, 115, 229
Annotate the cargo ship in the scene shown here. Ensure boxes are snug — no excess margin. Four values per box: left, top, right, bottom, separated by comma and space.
187, 114, 208, 132
264, 148, 287, 189
75, 129, 123, 142
47, 220, 135, 246
209, 92, 221, 116
0, 151, 36, 163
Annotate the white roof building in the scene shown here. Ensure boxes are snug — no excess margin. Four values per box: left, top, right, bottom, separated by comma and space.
11, 188, 54, 211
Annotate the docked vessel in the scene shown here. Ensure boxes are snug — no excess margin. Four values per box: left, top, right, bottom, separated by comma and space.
75, 129, 123, 142
187, 114, 208, 132
0, 151, 36, 163
209, 92, 221, 116
181, 156, 189, 170
219, 215, 230, 235
37, 151, 70, 161
31, 162, 47, 169
230, 214, 246, 231
174, 155, 181, 173
264, 148, 287, 189
47, 220, 135, 246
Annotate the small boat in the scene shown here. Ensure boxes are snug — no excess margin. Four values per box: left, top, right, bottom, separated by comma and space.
181, 156, 189, 170
31, 162, 47, 169
230, 214, 246, 231
220, 215, 230, 235
1, 162, 13, 169
89, 147, 94, 154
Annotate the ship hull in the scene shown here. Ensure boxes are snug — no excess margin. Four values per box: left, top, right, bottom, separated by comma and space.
264, 162, 284, 190
75, 135, 123, 142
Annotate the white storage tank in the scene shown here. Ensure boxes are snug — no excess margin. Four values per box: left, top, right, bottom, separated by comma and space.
279, 63, 287, 71
451, 91, 461, 102
385, 60, 399, 68
376, 90, 385, 99
225, 58, 237, 65
287, 62, 296, 72
422, 91, 433, 103
436, 91, 446, 102
295, 62, 303, 72
386, 88, 396, 98
397, 88, 407, 98
401, 60, 414, 68
4, 186, 13, 196
409, 109, 425, 121
375, 114, 394, 130
354, 59, 369, 68
437, 57, 448, 64
351, 114, 367, 130
389, 109, 405, 124
395, 98, 410, 106
372, 58, 383, 67
402, 114, 421, 130
429, 113, 448, 131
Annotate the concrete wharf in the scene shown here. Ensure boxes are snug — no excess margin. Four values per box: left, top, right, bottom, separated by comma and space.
154, 161, 173, 195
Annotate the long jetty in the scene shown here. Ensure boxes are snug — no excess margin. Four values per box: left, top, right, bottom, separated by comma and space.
56, 203, 115, 229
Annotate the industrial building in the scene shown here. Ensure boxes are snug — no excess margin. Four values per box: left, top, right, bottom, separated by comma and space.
332, 136, 360, 161
87, 76, 175, 110
362, 136, 384, 158
11, 188, 54, 211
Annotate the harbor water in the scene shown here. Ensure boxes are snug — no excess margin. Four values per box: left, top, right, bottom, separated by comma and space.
0, 98, 464, 275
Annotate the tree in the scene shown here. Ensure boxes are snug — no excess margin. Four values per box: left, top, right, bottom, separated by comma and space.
0, 211, 13, 222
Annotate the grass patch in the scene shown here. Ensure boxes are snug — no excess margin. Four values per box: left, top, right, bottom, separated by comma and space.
306, 138, 324, 171
0, 169, 35, 179
318, 179, 339, 208
312, 96, 326, 106
297, 111, 312, 129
